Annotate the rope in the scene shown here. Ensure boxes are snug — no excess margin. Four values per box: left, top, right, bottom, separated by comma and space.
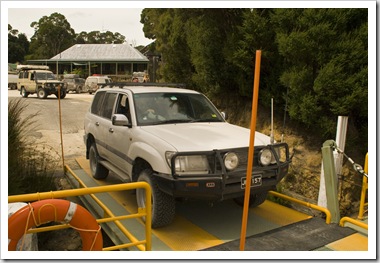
15, 202, 102, 251
332, 145, 368, 178
69, 224, 102, 251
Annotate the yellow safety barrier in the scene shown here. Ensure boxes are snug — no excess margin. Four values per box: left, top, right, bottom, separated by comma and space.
8, 164, 152, 251
358, 153, 368, 220
339, 216, 368, 230
268, 191, 332, 224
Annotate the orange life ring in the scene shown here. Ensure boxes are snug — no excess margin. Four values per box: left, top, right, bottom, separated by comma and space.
8, 199, 103, 251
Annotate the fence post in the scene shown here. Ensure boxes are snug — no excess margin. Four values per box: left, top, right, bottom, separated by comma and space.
321, 140, 340, 223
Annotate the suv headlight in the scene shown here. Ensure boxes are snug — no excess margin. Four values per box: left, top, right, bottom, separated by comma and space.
166, 152, 209, 175
224, 152, 239, 171
258, 148, 273, 166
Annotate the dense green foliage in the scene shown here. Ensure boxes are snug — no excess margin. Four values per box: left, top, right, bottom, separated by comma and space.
8, 25, 29, 64
140, 8, 368, 155
76, 30, 126, 44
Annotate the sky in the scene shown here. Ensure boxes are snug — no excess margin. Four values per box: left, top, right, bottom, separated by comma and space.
7, 7, 152, 47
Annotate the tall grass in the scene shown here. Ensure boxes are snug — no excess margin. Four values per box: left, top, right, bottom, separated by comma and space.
8, 99, 59, 195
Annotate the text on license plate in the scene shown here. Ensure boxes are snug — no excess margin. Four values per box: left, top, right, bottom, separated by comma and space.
241, 175, 262, 189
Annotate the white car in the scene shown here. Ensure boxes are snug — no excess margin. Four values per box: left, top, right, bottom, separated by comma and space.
85, 76, 112, 94
84, 83, 291, 228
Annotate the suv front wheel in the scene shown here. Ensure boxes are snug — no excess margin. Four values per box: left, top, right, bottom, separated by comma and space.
89, 143, 109, 179
37, 88, 47, 99
136, 169, 175, 228
234, 191, 268, 208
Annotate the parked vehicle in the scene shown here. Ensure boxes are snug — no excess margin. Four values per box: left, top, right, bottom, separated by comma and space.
132, 72, 149, 83
85, 76, 112, 94
84, 83, 292, 228
8, 72, 18, 90
16, 65, 66, 99
63, 74, 86, 93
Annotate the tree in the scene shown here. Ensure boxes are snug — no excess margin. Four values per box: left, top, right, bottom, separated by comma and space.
8, 24, 29, 63
75, 30, 126, 44
273, 8, 368, 141
140, 8, 368, 156
28, 12, 76, 59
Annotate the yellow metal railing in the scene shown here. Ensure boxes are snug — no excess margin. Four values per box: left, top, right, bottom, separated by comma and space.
8, 164, 152, 251
339, 217, 368, 230
268, 191, 332, 224
358, 153, 368, 220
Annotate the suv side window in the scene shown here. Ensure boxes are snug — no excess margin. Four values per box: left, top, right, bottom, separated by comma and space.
115, 93, 131, 121
100, 92, 117, 119
91, 91, 106, 116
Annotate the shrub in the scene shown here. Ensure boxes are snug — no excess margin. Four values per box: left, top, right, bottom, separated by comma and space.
8, 99, 59, 195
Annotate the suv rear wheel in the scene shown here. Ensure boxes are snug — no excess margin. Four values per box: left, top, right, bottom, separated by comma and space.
89, 143, 109, 179
21, 88, 29, 98
136, 169, 175, 228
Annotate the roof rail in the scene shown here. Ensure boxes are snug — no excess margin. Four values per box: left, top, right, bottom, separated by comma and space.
16, 65, 49, 70
99, 83, 187, 89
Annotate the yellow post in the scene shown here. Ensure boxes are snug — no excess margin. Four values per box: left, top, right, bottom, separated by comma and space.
239, 50, 261, 251
358, 153, 368, 220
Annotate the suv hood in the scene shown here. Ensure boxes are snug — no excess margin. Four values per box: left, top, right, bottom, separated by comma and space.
141, 122, 271, 152
37, 80, 63, 84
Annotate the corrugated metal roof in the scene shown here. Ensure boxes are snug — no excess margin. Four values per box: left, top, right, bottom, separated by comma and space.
50, 44, 149, 62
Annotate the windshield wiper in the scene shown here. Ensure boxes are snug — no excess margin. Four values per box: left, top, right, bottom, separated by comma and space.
158, 119, 194, 124
189, 118, 223, 123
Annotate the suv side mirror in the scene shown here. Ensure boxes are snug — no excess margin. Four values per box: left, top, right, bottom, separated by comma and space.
112, 114, 131, 128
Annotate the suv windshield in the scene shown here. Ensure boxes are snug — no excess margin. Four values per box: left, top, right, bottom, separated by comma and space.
134, 92, 225, 125
35, 72, 56, 80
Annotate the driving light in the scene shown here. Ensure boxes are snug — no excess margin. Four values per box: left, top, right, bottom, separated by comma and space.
224, 152, 239, 171
259, 148, 272, 166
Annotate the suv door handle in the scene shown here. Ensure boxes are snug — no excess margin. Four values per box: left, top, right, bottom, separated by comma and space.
95, 122, 100, 126
109, 128, 114, 133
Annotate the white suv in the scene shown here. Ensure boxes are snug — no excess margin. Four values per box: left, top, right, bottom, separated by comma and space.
84, 83, 291, 228
85, 76, 112, 94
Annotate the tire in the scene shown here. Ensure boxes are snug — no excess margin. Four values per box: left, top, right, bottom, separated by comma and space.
55, 89, 66, 99
37, 88, 47, 99
234, 191, 268, 208
136, 169, 175, 228
76, 86, 81, 94
60, 89, 67, 99
21, 87, 29, 98
89, 143, 109, 179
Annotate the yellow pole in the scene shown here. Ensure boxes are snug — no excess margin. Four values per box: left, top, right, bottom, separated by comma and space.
239, 50, 262, 251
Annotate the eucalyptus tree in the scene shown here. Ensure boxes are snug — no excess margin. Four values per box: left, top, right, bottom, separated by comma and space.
75, 30, 126, 44
28, 12, 76, 59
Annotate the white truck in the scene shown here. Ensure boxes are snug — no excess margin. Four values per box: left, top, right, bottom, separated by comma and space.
16, 65, 67, 99
8, 72, 18, 90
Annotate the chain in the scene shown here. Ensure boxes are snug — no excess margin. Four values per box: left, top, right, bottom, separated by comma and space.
332, 145, 368, 178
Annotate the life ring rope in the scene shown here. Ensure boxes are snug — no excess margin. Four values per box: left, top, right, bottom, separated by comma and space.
9, 199, 103, 251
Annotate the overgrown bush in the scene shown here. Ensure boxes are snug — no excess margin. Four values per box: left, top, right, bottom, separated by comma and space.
8, 99, 59, 195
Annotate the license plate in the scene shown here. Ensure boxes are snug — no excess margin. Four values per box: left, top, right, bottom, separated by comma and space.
241, 175, 262, 189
